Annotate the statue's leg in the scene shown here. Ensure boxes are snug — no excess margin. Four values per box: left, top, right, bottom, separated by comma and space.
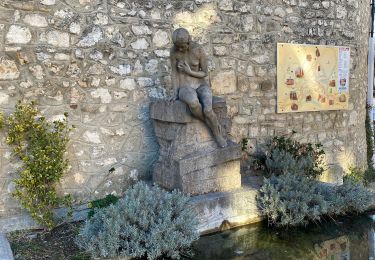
178, 86, 204, 121
197, 85, 227, 148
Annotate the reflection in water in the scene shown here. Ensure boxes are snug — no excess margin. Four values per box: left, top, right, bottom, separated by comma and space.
193, 213, 375, 260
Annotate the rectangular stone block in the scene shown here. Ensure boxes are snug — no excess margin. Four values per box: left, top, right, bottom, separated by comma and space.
152, 121, 182, 141
150, 100, 193, 123
180, 160, 241, 194
183, 176, 240, 195
154, 159, 241, 195
180, 160, 239, 183
153, 162, 179, 190
189, 184, 262, 234
211, 70, 237, 95
178, 143, 241, 174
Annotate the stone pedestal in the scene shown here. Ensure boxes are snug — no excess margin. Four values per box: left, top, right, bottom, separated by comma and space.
150, 97, 241, 195
190, 180, 262, 234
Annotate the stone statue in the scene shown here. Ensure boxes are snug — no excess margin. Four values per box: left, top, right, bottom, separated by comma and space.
170, 28, 227, 148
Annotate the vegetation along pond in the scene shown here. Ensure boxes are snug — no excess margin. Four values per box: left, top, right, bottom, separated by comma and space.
192, 212, 375, 260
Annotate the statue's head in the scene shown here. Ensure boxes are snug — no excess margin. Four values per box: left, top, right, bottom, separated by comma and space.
172, 28, 190, 52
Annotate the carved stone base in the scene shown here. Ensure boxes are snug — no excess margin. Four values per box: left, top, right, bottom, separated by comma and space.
153, 145, 241, 194
150, 98, 241, 195
190, 181, 262, 234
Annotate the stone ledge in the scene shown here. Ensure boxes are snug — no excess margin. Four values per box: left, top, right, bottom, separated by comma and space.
0, 234, 13, 260
0, 204, 89, 233
2, 178, 375, 236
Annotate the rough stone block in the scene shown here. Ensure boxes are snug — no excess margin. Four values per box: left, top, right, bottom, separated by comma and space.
178, 143, 241, 174
260, 79, 273, 91
211, 71, 237, 95
180, 160, 241, 194
6, 25, 32, 44
151, 98, 241, 195
189, 183, 262, 234
0, 58, 20, 80
319, 165, 344, 185
154, 158, 241, 195
150, 100, 194, 123
153, 142, 241, 195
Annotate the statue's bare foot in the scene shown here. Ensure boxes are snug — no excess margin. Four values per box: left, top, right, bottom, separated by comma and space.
216, 134, 227, 148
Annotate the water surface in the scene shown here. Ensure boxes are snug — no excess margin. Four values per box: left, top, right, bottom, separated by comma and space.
193, 213, 375, 260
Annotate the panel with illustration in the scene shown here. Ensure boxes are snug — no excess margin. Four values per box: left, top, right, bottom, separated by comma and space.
277, 43, 350, 113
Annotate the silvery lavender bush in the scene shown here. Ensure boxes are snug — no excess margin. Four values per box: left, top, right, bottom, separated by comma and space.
319, 180, 373, 215
265, 149, 314, 176
76, 182, 199, 259
258, 174, 373, 227
255, 135, 326, 179
257, 173, 328, 227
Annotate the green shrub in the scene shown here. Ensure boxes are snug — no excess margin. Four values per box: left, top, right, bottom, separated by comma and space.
241, 138, 249, 151
76, 182, 199, 259
343, 166, 375, 185
366, 106, 374, 169
87, 194, 119, 218
364, 167, 375, 184
258, 174, 373, 227
4, 101, 73, 229
364, 106, 375, 183
343, 167, 364, 184
257, 173, 328, 227
256, 134, 326, 178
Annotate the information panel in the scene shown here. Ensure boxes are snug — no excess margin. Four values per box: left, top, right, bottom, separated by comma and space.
277, 43, 350, 113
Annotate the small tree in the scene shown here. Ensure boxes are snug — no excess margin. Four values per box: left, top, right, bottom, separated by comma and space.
5, 101, 73, 229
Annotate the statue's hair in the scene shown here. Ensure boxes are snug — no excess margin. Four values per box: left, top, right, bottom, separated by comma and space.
172, 28, 191, 44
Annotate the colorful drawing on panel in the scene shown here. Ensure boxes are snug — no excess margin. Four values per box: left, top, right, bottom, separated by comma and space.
277, 43, 350, 113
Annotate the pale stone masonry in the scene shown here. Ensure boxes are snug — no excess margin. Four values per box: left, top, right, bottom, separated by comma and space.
0, 0, 370, 226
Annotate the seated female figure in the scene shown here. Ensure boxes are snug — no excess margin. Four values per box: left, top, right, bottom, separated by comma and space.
170, 28, 227, 148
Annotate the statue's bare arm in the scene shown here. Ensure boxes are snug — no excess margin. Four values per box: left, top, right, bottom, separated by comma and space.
176, 47, 208, 79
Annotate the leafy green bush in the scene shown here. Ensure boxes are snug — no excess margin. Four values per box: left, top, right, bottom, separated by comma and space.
256, 134, 326, 179
364, 167, 375, 184
76, 182, 199, 259
4, 101, 73, 229
343, 167, 364, 184
241, 138, 249, 151
87, 194, 119, 218
364, 106, 375, 183
343, 166, 375, 185
257, 173, 328, 227
366, 106, 374, 168
258, 174, 373, 227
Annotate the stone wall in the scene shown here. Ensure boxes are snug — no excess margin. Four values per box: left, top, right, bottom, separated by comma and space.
0, 0, 370, 219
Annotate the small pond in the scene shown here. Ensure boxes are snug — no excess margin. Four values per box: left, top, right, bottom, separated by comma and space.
193, 212, 375, 260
